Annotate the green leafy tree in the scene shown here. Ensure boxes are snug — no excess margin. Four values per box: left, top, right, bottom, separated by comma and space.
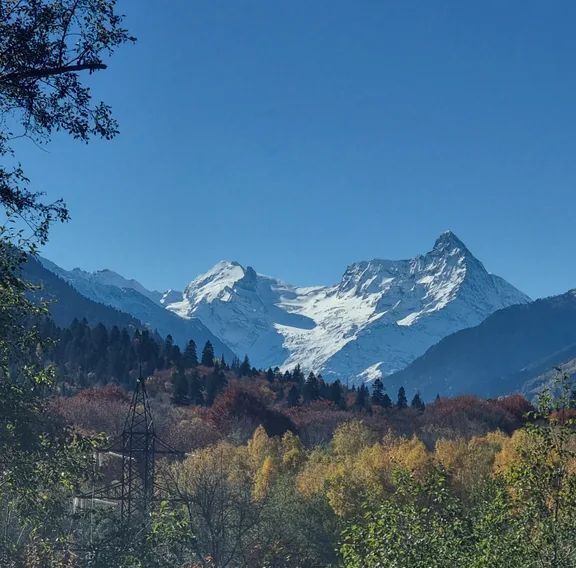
0, 0, 133, 558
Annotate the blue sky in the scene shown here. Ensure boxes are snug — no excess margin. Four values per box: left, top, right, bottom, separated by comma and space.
19, 1, 576, 299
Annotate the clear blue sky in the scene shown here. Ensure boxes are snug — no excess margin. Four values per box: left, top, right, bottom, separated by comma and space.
18, 1, 576, 299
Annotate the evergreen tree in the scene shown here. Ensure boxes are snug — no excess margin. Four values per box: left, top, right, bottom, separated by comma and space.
371, 378, 385, 406
287, 385, 300, 407
266, 367, 275, 383
183, 339, 198, 367
302, 372, 320, 402
239, 355, 251, 377
411, 392, 426, 411
397, 386, 408, 409
292, 364, 305, 384
171, 368, 189, 405
201, 340, 215, 367
188, 371, 205, 406
328, 380, 345, 409
205, 369, 227, 405
355, 384, 370, 410
381, 393, 393, 408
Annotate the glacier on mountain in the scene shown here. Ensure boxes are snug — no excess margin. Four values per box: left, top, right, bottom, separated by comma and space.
166, 231, 531, 382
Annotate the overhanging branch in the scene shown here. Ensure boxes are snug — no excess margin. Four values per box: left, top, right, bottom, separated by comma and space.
0, 63, 107, 83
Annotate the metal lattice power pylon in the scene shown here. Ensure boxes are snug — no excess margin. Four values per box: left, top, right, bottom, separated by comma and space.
74, 375, 183, 525
120, 375, 156, 520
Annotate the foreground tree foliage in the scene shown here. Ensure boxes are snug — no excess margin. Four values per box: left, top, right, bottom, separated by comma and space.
0, 0, 132, 563
340, 378, 576, 568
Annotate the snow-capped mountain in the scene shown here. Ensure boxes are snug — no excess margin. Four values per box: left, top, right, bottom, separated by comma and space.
38, 258, 235, 360
167, 231, 531, 382
39, 259, 164, 306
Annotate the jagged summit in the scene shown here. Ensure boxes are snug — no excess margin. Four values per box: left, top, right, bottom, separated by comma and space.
432, 230, 467, 251
39, 232, 530, 383
165, 232, 530, 380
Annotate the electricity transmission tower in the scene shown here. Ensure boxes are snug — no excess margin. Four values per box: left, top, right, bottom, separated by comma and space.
74, 375, 183, 524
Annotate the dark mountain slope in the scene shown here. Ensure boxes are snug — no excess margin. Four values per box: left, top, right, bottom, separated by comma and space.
23, 256, 142, 329
23, 257, 236, 360
387, 291, 576, 399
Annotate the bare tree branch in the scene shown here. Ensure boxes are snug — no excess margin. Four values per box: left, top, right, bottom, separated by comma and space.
0, 63, 107, 83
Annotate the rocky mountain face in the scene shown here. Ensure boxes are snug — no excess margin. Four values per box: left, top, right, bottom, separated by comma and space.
166, 231, 530, 382
38, 231, 530, 385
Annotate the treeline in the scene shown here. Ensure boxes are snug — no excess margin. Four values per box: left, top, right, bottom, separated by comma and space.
39, 318, 227, 388
41, 319, 429, 415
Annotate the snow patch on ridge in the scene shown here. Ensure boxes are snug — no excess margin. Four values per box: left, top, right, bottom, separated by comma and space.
167, 232, 531, 382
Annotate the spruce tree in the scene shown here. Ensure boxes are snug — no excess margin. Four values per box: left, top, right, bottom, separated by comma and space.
184, 339, 198, 367
188, 372, 205, 405
382, 393, 393, 408
201, 340, 215, 367
411, 392, 425, 411
287, 385, 300, 407
266, 367, 275, 382
329, 380, 345, 409
355, 384, 370, 410
371, 378, 385, 406
397, 386, 408, 409
292, 364, 305, 384
302, 372, 320, 402
239, 355, 251, 377
171, 368, 189, 405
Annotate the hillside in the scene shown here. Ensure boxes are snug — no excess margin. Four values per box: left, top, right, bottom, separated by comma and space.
37, 257, 235, 360
387, 290, 576, 399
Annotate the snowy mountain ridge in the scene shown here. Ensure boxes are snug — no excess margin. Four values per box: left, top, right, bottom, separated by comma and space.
166, 231, 531, 381
39, 231, 530, 383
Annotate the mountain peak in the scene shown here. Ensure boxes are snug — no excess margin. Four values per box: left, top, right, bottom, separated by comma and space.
432, 230, 468, 253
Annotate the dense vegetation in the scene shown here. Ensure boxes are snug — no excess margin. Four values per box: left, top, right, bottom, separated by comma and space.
39, 373, 576, 567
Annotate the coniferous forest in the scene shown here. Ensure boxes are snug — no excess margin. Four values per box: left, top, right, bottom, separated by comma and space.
2, 1, 576, 567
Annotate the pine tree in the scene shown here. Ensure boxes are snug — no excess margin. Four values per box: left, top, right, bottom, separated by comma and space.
172, 368, 189, 405
287, 385, 300, 407
188, 371, 205, 405
355, 384, 370, 410
239, 355, 251, 377
205, 369, 227, 405
266, 367, 275, 383
201, 340, 215, 367
292, 364, 305, 384
371, 378, 385, 406
329, 380, 345, 409
183, 339, 198, 367
302, 372, 320, 402
411, 392, 426, 411
397, 386, 408, 409
382, 393, 393, 408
